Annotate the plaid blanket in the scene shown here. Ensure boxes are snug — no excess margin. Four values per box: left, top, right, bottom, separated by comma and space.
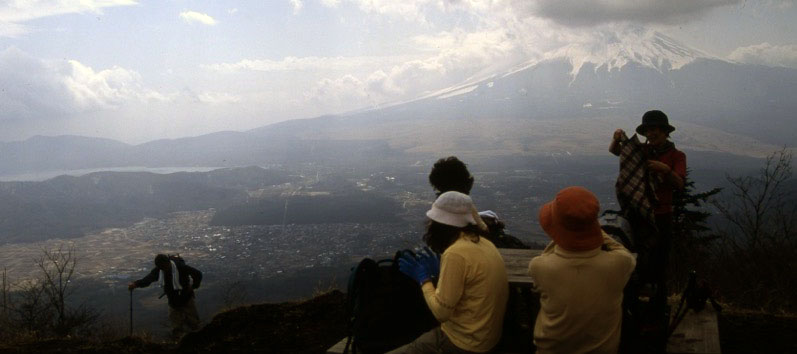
615, 133, 659, 227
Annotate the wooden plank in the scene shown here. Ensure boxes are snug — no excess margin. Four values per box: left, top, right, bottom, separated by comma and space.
499, 248, 541, 287
667, 304, 722, 354
326, 337, 348, 354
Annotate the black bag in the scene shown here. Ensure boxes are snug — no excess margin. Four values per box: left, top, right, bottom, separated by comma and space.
344, 250, 438, 354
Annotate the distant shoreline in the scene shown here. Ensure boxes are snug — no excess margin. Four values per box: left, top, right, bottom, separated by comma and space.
0, 166, 223, 182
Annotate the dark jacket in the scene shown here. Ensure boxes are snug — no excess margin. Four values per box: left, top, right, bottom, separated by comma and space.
134, 262, 202, 308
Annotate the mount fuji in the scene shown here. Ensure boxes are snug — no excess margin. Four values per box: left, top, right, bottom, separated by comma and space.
270, 29, 794, 153
1, 30, 794, 175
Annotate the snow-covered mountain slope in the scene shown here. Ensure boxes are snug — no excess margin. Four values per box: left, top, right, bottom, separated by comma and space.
355, 29, 797, 146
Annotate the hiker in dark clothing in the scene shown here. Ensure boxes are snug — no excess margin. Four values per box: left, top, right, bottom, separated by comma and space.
610, 110, 686, 351
128, 254, 203, 339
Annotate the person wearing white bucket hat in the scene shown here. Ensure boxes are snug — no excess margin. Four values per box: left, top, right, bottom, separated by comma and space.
388, 192, 509, 354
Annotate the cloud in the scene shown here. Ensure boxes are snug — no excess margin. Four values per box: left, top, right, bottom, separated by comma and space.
305, 75, 374, 111
320, 0, 342, 7
0, 47, 74, 120
64, 60, 173, 110
203, 56, 411, 73
326, 1, 752, 27
179, 11, 217, 25
326, 0, 439, 22
302, 27, 521, 109
290, 0, 304, 14
0, 47, 175, 122
196, 92, 242, 105
728, 42, 797, 68
524, 0, 741, 27
0, 0, 138, 37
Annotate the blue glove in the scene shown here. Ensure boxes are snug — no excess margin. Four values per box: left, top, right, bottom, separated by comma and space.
417, 247, 440, 280
398, 252, 431, 285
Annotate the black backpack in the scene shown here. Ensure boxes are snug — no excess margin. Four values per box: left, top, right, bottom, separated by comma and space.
168, 254, 187, 267
344, 250, 438, 354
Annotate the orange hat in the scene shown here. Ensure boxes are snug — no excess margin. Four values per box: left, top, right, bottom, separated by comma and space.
539, 186, 603, 252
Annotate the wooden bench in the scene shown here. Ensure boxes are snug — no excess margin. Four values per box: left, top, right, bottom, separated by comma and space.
499, 248, 541, 287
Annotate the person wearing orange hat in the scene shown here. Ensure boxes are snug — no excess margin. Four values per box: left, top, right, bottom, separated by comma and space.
528, 186, 636, 354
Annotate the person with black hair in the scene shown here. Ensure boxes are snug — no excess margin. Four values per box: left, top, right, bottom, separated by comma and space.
389, 192, 508, 354
128, 254, 202, 339
429, 156, 475, 196
429, 156, 528, 249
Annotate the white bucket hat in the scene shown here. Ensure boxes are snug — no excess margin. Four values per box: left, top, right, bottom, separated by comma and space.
426, 191, 482, 228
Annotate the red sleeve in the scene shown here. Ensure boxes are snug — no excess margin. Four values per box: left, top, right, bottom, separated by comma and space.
673, 150, 686, 179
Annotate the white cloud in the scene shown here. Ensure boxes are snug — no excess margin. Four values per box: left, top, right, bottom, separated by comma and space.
0, 47, 177, 122
228, 8, 239, 15
0, 0, 138, 37
290, 0, 304, 14
728, 42, 797, 68
64, 60, 173, 110
330, 0, 438, 22
196, 92, 241, 105
320, 0, 342, 7
179, 11, 217, 25
0, 47, 74, 120
305, 75, 374, 112
203, 56, 412, 73
302, 27, 521, 109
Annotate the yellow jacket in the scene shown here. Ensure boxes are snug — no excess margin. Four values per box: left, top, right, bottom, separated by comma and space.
421, 234, 509, 353
528, 233, 636, 354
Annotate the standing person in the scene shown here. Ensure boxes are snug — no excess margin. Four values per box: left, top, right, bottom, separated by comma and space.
609, 110, 686, 315
128, 254, 202, 340
389, 191, 509, 354
529, 186, 636, 354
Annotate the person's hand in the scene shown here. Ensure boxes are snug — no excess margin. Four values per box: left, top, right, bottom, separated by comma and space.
417, 247, 440, 280
647, 160, 671, 174
398, 253, 431, 286
613, 129, 625, 142
128, 282, 137, 291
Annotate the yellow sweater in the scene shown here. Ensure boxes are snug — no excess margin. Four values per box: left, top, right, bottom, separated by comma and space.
421, 234, 509, 353
528, 233, 636, 354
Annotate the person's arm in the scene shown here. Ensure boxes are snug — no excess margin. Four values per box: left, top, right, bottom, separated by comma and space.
601, 233, 637, 278
648, 155, 685, 190
129, 268, 159, 289
601, 233, 631, 253
609, 129, 625, 156
185, 265, 203, 289
421, 252, 467, 322
527, 256, 545, 294
670, 151, 687, 190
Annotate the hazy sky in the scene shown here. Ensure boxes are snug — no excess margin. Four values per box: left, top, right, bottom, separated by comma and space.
1, 0, 795, 143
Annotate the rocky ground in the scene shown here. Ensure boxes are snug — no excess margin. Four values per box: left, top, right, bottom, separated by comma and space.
2, 291, 796, 353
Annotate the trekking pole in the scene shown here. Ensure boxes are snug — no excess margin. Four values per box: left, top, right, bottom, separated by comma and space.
129, 288, 134, 337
